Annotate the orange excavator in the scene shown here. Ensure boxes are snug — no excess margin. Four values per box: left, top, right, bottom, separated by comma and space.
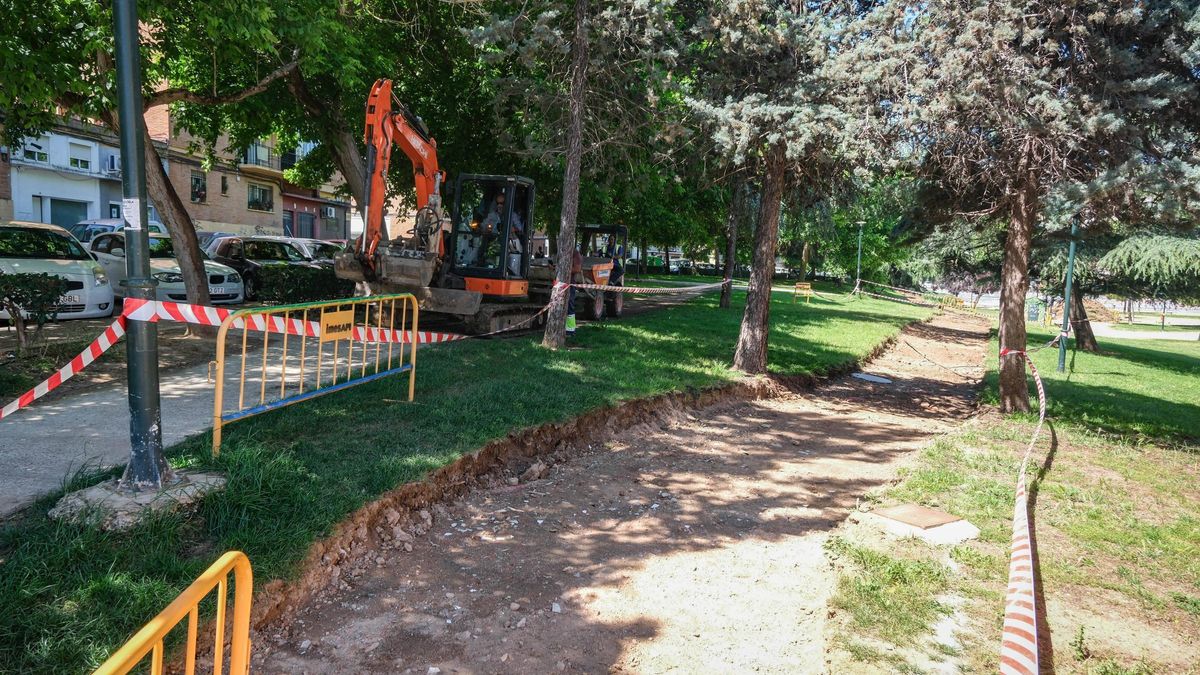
335, 79, 545, 332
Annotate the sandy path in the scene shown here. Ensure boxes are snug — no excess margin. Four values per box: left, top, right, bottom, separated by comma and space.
256, 311, 989, 674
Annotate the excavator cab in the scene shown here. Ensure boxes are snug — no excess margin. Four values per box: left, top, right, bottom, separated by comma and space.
448, 174, 536, 298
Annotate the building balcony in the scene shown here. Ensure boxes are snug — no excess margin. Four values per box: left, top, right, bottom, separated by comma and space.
237, 144, 281, 176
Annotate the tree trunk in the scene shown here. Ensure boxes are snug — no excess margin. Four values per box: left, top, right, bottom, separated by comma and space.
732, 144, 787, 374
799, 241, 812, 280
12, 311, 29, 355
286, 70, 367, 210
719, 183, 740, 309
142, 124, 212, 308
998, 176, 1037, 413
1071, 292, 1098, 352
663, 246, 670, 274
638, 235, 647, 278
542, 0, 588, 350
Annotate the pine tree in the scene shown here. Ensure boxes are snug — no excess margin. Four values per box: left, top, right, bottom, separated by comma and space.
469, 0, 678, 348
857, 1, 1200, 411
685, 0, 871, 374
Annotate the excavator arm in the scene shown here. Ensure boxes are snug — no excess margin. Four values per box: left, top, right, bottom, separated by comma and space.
359, 78, 445, 268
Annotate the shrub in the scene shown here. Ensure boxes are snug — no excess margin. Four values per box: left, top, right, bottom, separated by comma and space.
0, 273, 67, 354
256, 265, 356, 304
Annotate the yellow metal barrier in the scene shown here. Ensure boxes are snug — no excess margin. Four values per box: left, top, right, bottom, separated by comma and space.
211, 294, 419, 456
793, 282, 812, 304
93, 551, 253, 675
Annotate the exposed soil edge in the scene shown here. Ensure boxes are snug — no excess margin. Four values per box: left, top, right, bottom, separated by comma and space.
241, 313, 939, 644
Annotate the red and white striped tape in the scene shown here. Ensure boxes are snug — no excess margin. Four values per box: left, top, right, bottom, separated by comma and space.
125, 297, 469, 345
856, 287, 940, 308
2, 279, 710, 422
0, 317, 128, 421
997, 346, 1048, 675
857, 279, 995, 319
0, 299, 467, 422
569, 279, 730, 294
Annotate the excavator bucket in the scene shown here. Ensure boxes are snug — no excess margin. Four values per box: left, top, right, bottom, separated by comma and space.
334, 251, 368, 282
378, 249, 438, 287
420, 287, 483, 316
334, 249, 438, 288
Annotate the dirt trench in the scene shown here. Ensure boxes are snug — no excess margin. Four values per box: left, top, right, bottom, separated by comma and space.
253, 311, 990, 674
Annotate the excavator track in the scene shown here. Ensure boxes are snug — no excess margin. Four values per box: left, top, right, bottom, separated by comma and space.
465, 303, 549, 334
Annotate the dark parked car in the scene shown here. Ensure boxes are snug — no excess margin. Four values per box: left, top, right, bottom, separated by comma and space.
205, 236, 318, 299
196, 231, 237, 250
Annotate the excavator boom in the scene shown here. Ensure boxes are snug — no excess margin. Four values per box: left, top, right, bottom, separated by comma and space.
337, 79, 545, 333
359, 79, 443, 266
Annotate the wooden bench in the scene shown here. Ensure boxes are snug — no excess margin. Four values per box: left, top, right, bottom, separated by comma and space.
793, 282, 812, 304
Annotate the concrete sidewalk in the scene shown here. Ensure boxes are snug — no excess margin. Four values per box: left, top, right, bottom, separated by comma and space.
0, 361, 217, 516
1092, 322, 1200, 341
0, 337, 408, 516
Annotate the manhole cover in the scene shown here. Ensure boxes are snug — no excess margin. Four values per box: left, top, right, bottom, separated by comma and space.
874, 503, 961, 529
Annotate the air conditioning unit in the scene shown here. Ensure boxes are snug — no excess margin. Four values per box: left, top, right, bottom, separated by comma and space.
320, 205, 336, 219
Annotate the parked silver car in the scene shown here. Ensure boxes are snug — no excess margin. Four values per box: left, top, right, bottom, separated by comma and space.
90, 232, 244, 305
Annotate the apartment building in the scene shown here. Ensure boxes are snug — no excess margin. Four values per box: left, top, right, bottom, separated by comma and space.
5, 119, 129, 228
3, 110, 350, 240
144, 105, 349, 238
0, 147, 11, 221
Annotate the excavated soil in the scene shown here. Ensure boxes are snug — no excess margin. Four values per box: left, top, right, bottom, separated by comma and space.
252, 311, 990, 674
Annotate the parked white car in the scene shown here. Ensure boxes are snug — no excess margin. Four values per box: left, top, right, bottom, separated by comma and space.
0, 221, 115, 319
90, 232, 244, 305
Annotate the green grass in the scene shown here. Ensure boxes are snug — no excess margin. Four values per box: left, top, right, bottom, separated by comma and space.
829, 328, 1200, 671
835, 422, 1200, 671
826, 537, 952, 644
0, 284, 929, 673
982, 326, 1200, 441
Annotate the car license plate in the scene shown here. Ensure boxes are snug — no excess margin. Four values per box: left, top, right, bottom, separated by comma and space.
209, 286, 225, 295
59, 294, 80, 304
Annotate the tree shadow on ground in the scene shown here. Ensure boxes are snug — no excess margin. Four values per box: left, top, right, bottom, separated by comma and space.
256, 314, 987, 674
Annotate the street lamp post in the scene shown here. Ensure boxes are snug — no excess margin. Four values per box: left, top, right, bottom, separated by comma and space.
114, 0, 170, 490
1057, 217, 1080, 373
855, 220, 865, 289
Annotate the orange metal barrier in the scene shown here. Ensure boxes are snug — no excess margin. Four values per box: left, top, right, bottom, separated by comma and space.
211, 294, 419, 456
92, 551, 253, 675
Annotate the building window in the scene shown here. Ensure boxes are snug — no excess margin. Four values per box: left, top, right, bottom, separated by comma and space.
190, 171, 207, 203
109, 203, 121, 219
242, 140, 273, 167
69, 143, 91, 171
221, 175, 229, 196
23, 146, 48, 163
247, 183, 273, 212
